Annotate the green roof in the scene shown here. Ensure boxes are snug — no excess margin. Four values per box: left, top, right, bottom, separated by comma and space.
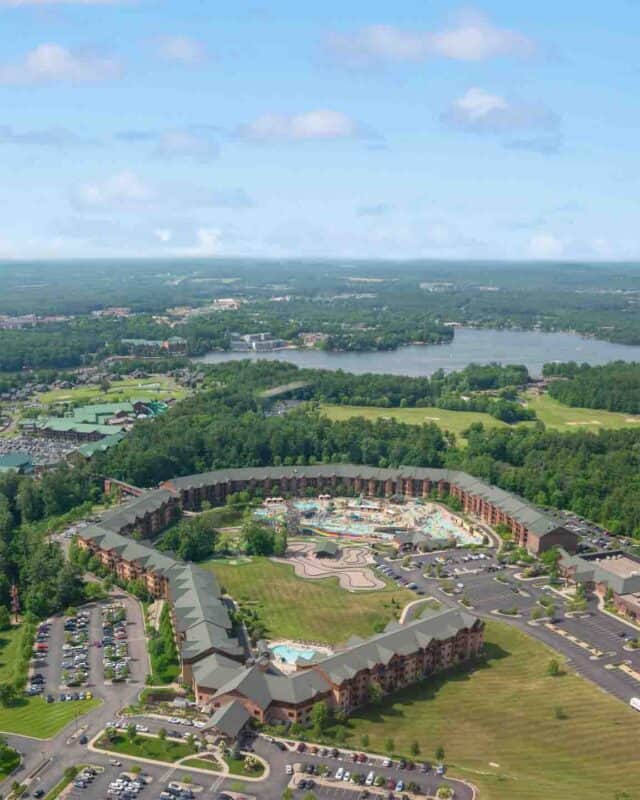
77, 432, 125, 457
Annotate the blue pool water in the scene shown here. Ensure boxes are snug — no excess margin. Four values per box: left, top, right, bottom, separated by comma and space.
271, 643, 319, 664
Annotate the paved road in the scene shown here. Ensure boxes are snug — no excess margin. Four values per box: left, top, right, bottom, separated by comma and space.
375, 549, 640, 704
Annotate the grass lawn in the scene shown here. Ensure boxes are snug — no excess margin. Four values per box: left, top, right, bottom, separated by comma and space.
97, 733, 196, 763
223, 754, 265, 777
0, 626, 24, 684
522, 391, 640, 431
0, 697, 101, 738
322, 396, 640, 441
340, 621, 640, 800
36, 375, 187, 406
204, 558, 413, 646
321, 403, 508, 440
181, 757, 222, 772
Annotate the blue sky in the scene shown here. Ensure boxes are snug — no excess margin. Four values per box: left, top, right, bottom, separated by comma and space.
0, 0, 638, 260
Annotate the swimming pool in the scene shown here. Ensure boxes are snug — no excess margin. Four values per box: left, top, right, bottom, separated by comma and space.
271, 643, 320, 664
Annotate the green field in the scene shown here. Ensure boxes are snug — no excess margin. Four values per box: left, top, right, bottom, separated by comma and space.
523, 391, 640, 431
340, 621, 640, 800
322, 394, 640, 439
0, 626, 24, 684
204, 558, 414, 646
0, 697, 101, 738
37, 375, 186, 406
322, 403, 509, 439
97, 733, 196, 763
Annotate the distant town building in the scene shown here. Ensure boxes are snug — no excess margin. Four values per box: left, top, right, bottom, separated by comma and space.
121, 337, 187, 355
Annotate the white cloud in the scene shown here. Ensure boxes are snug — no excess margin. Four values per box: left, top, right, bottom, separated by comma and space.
327, 10, 535, 66
443, 87, 559, 134
153, 228, 173, 243
72, 171, 153, 211
0, 125, 94, 147
156, 36, 207, 65
181, 227, 222, 255
239, 109, 361, 142
155, 130, 218, 161
0, 43, 121, 85
528, 233, 565, 259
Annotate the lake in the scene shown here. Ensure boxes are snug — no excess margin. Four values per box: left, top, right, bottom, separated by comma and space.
195, 327, 640, 377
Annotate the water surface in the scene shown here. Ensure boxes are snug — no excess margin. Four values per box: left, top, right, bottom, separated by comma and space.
195, 327, 640, 377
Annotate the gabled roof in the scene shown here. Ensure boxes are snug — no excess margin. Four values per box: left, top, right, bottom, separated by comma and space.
163, 464, 566, 542
213, 665, 272, 709
99, 488, 175, 533
204, 700, 250, 738
313, 608, 478, 685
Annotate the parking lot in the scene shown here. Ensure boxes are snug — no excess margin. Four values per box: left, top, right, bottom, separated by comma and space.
373, 546, 640, 704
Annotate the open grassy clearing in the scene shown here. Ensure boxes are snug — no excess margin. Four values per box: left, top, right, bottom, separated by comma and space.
97, 733, 196, 763
323, 395, 640, 440
0, 697, 101, 738
340, 621, 640, 800
522, 390, 640, 431
36, 375, 186, 406
321, 403, 508, 440
0, 626, 24, 684
204, 557, 413, 646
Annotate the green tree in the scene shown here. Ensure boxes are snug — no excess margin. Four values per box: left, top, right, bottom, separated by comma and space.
547, 658, 561, 677
410, 739, 420, 757
385, 737, 395, 755
0, 606, 11, 631
311, 701, 330, 733
435, 745, 445, 762
157, 727, 167, 741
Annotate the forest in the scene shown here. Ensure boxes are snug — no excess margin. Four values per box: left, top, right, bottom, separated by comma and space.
95, 360, 640, 538
2, 356, 640, 627
0, 462, 101, 621
1, 260, 640, 373
543, 361, 640, 414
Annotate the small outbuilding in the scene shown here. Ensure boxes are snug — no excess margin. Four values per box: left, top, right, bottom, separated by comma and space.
314, 540, 339, 558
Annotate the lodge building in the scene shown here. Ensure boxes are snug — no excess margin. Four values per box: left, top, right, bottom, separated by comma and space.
161, 465, 578, 556
73, 461, 581, 736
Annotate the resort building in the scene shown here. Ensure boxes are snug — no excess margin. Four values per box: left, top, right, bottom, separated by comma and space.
98, 487, 180, 539
559, 549, 640, 620
161, 465, 578, 556
75, 467, 485, 734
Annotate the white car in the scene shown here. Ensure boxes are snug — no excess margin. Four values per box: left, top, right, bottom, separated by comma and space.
285, 764, 293, 775
365, 771, 375, 786
335, 767, 344, 780
343, 771, 351, 782
135, 724, 149, 732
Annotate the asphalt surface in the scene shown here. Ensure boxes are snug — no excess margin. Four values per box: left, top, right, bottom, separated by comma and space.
375, 548, 640, 703
5, 545, 640, 800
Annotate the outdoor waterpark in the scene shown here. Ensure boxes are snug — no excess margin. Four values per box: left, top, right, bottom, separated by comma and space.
255, 495, 484, 548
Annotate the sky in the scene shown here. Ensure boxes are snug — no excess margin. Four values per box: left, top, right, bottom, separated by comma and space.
0, 0, 639, 261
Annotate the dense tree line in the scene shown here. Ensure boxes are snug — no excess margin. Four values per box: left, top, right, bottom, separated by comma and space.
155, 510, 219, 561
0, 462, 100, 619
448, 424, 640, 537
543, 361, 640, 414
99, 361, 640, 538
